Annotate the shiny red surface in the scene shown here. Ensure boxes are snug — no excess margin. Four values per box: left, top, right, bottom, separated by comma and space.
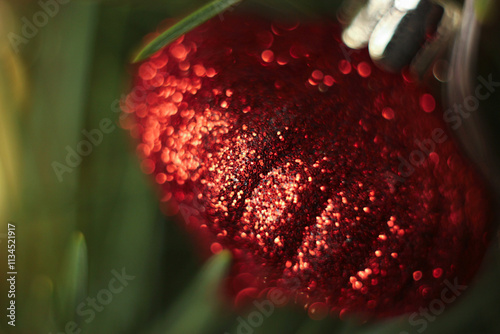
123, 16, 491, 317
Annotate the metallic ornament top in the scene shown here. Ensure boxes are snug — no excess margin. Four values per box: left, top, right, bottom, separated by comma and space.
341, 0, 461, 73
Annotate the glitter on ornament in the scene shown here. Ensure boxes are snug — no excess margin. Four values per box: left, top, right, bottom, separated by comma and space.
123, 15, 492, 318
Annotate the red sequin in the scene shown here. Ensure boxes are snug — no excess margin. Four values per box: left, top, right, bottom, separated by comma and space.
124, 16, 491, 317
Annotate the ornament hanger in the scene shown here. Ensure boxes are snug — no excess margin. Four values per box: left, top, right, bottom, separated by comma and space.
340, 0, 461, 77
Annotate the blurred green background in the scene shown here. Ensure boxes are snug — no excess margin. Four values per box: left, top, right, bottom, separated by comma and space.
0, 0, 499, 333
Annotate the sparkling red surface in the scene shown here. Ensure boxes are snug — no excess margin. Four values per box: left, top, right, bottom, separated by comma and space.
123, 16, 491, 317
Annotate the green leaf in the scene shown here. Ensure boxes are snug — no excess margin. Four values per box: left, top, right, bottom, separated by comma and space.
55, 231, 88, 323
475, 0, 496, 23
133, 0, 243, 63
145, 250, 232, 334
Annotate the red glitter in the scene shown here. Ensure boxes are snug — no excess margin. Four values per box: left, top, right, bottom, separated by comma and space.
338, 59, 352, 74
357, 61, 372, 78
382, 107, 395, 120
323, 75, 334, 87
420, 93, 436, 113
261, 50, 275, 63
124, 16, 491, 317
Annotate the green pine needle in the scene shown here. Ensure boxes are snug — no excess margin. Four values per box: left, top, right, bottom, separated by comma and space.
145, 251, 231, 334
133, 0, 243, 63
55, 232, 88, 323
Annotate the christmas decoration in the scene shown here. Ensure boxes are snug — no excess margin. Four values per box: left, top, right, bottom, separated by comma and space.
122, 15, 491, 318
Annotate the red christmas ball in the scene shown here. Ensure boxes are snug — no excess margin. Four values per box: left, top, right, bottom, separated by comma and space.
123, 15, 492, 317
